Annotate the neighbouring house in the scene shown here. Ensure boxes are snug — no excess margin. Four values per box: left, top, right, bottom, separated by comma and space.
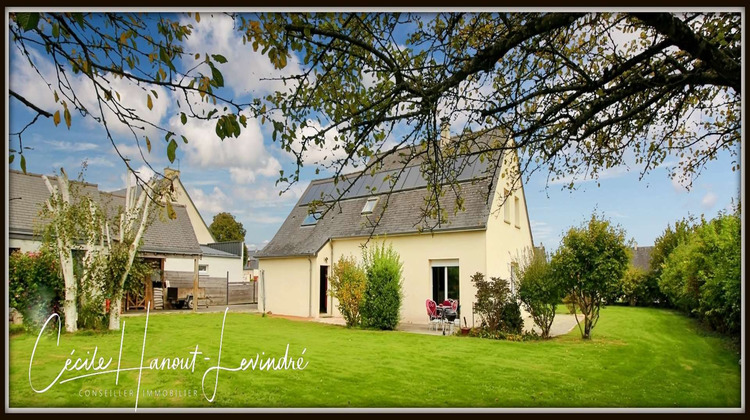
243, 250, 260, 282
114, 168, 245, 284
631, 245, 654, 272
8, 169, 245, 311
256, 129, 534, 325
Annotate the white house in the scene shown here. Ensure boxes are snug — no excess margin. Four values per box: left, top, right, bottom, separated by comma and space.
256, 129, 534, 325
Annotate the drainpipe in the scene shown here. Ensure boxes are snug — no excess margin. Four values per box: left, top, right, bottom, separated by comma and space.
330, 238, 334, 314
308, 256, 313, 318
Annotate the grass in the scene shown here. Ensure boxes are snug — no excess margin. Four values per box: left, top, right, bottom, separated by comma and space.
8, 306, 741, 408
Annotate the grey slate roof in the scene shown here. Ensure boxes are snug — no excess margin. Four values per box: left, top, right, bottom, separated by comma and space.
244, 250, 259, 270
631, 246, 654, 272
205, 241, 243, 257
9, 170, 101, 237
8, 170, 201, 257
257, 132, 506, 259
201, 245, 241, 258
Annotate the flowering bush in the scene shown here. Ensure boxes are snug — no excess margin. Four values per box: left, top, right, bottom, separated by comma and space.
9, 249, 64, 329
328, 255, 367, 327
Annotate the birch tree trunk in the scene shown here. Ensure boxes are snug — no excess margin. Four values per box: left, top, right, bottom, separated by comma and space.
108, 174, 154, 331
42, 171, 78, 333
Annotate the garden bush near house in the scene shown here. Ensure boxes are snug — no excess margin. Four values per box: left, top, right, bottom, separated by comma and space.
8, 248, 65, 329
328, 255, 368, 327
360, 243, 403, 330
470, 272, 524, 334
551, 213, 630, 339
516, 249, 564, 338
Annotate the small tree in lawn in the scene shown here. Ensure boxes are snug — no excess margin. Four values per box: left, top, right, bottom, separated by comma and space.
516, 249, 564, 338
360, 242, 403, 330
328, 255, 367, 327
552, 213, 630, 339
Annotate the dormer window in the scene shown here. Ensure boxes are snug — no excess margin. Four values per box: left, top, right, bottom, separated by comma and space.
302, 212, 321, 226
361, 197, 378, 214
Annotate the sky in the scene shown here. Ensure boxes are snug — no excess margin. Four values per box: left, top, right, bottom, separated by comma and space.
6, 12, 743, 252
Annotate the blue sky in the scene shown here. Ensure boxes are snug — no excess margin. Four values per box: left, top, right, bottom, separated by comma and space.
7, 12, 742, 252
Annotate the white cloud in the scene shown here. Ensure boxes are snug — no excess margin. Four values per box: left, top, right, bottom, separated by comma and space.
232, 179, 308, 210
701, 191, 718, 209
529, 220, 555, 246
189, 186, 231, 216
549, 164, 629, 186
10, 47, 170, 140
180, 13, 302, 97
121, 165, 156, 187
83, 157, 116, 168
170, 110, 281, 185
286, 120, 348, 167
43, 140, 99, 152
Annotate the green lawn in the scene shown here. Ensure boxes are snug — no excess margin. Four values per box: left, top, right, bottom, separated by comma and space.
8, 306, 740, 408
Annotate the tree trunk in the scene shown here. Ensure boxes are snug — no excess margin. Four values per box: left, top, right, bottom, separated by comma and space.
109, 293, 122, 330
583, 316, 593, 339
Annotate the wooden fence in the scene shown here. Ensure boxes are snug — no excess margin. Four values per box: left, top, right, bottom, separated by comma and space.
164, 271, 257, 306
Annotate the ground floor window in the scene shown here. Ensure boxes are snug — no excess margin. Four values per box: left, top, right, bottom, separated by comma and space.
431, 263, 459, 304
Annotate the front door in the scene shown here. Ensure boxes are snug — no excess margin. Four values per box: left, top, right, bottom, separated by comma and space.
319, 265, 329, 313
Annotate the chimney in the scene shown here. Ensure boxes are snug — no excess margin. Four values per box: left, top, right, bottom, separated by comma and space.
164, 167, 180, 181
440, 118, 450, 146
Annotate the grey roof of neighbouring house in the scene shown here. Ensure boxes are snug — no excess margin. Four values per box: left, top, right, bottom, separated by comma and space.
201, 245, 241, 258
244, 250, 259, 270
204, 241, 243, 257
8, 170, 202, 257
631, 246, 654, 271
257, 131, 509, 259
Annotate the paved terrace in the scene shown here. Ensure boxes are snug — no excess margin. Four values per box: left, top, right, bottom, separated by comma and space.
123, 305, 580, 338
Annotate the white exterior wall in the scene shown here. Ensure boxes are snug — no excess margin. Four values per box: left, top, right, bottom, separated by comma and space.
165, 170, 215, 245
258, 257, 314, 317
8, 238, 42, 253
259, 230, 491, 324
485, 149, 535, 284
164, 255, 243, 282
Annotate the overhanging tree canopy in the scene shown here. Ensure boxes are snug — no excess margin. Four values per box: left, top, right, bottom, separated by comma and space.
9, 11, 741, 227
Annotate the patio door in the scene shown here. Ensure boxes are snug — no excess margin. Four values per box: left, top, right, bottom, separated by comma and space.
431, 262, 459, 304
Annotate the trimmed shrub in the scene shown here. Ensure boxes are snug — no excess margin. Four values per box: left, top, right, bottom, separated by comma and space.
516, 249, 564, 338
470, 272, 524, 334
500, 300, 524, 334
8, 248, 65, 329
328, 255, 368, 327
360, 243, 403, 330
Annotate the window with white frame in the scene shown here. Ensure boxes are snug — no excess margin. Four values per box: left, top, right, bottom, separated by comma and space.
514, 196, 520, 228
503, 189, 511, 224
431, 260, 460, 305
301, 212, 322, 226
361, 197, 378, 214
199, 264, 209, 275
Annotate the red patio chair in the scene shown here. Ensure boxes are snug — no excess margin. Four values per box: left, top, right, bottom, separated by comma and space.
425, 299, 442, 331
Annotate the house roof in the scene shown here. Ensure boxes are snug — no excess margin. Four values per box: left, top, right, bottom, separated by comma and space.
244, 250, 260, 270
631, 246, 654, 272
204, 241, 243, 257
8, 170, 202, 257
257, 131, 508, 259
200, 245, 240, 258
